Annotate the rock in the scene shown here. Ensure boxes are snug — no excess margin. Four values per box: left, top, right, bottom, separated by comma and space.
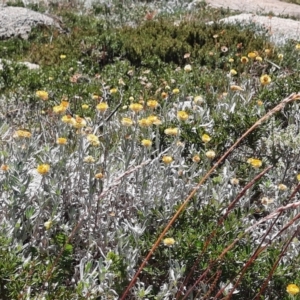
0, 58, 39, 70
0, 6, 63, 40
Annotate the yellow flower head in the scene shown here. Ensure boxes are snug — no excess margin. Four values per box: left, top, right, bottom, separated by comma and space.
110, 88, 118, 94
60, 54, 66, 59
44, 220, 53, 230
255, 56, 263, 62
161, 92, 168, 99
14, 130, 31, 138
173, 88, 180, 94
240, 56, 249, 64
296, 44, 300, 50
230, 69, 237, 75
95, 172, 104, 179
73, 116, 87, 128
61, 115, 75, 124
141, 139, 152, 147
265, 49, 271, 54
164, 127, 179, 136
147, 115, 162, 125
177, 111, 189, 121
202, 134, 211, 143
162, 156, 173, 164
184, 64, 192, 72
194, 96, 204, 105
87, 134, 100, 146
147, 100, 159, 109
205, 150, 216, 159
138, 118, 152, 127
261, 197, 274, 206
121, 117, 134, 127
297, 174, 300, 181
53, 104, 68, 114
96, 102, 109, 113
247, 52, 257, 58
82, 104, 89, 109
36, 90, 49, 101
230, 178, 239, 185
83, 156, 95, 163
129, 103, 143, 113
278, 183, 287, 191
287, 284, 300, 296
228, 58, 234, 63
260, 74, 271, 85
192, 154, 200, 163
56, 137, 67, 145
37, 164, 50, 175
278, 53, 283, 60
163, 237, 175, 246
230, 85, 244, 91
247, 158, 262, 168
0, 164, 9, 172
256, 100, 263, 106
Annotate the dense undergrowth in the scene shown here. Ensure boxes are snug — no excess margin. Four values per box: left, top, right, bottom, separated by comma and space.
0, 0, 300, 299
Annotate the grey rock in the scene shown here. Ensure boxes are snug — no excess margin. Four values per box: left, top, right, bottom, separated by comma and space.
0, 6, 63, 40
0, 58, 39, 70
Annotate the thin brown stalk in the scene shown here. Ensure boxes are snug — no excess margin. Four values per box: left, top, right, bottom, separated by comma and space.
177, 166, 272, 299
120, 92, 300, 300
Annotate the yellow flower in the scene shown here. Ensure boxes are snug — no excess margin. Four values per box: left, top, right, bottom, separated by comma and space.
260, 74, 271, 85
265, 49, 271, 54
110, 88, 118, 94
205, 150, 216, 159
141, 139, 152, 147
96, 102, 109, 113
163, 237, 175, 246
53, 104, 67, 114
161, 92, 168, 99
297, 174, 300, 181
0, 164, 9, 171
129, 103, 143, 113
37, 164, 50, 175
121, 117, 134, 127
147, 115, 162, 125
138, 118, 152, 127
261, 197, 274, 206
247, 158, 262, 168
87, 134, 100, 146
230, 85, 244, 91
177, 111, 189, 121
60, 54, 66, 59
255, 56, 263, 62
44, 220, 53, 230
278, 53, 283, 60
287, 284, 300, 296
14, 130, 31, 138
230, 178, 239, 185
83, 156, 95, 163
92, 94, 100, 100
61, 115, 75, 124
202, 134, 211, 143
256, 100, 263, 106
36, 90, 49, 101
278, 183, 287, 191
173, 88, 180, 94
230, 69, 237, 75
56, 137, 67, 145
228, 58, 234, 63
129, 96, 134, 102
82, 104, 89, 109
295, 44, 300, 50
240, 56, 249, 64
194, 96, 204, 105
184, 64, 192, 72
162, 156, 173, 164
192, 154, 200, 163
164, 128, 179, 136
95, 172, 104, 179
72, 116, 87, 128
147, 100, 158, 109
247, 52, 257, 58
